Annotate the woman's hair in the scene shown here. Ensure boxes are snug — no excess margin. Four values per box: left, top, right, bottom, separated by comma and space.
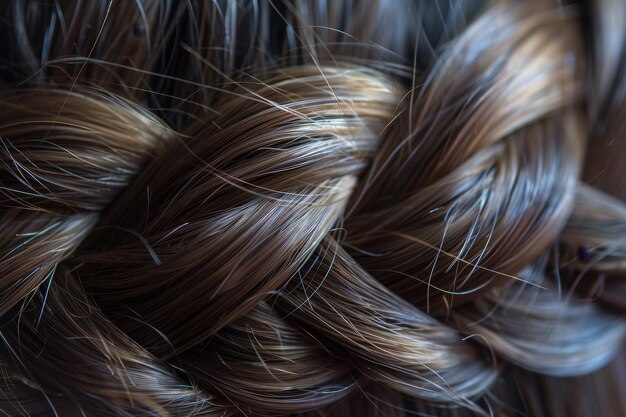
0, 0, 625, 416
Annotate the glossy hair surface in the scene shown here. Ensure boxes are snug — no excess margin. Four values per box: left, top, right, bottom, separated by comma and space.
0, 0, 625, 416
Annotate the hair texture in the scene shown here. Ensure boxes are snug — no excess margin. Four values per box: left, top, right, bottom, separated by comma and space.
0, 0, 625, 416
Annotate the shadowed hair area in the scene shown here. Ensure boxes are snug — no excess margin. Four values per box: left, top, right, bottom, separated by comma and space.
0, 0, 625, 416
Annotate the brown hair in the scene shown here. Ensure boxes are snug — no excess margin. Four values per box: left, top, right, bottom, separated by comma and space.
0, 0, 625, 416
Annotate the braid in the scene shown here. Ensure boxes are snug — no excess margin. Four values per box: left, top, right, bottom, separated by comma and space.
0, 1, 624, 416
